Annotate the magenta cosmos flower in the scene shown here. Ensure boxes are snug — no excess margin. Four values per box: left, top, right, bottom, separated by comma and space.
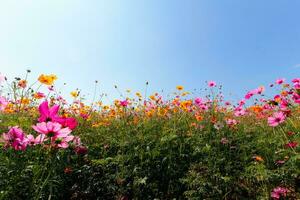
268, 112, 286, 127
275, 78, 285, 85
2, 126, 29, 151
38, 101, 60, 122
38, 101, 78, 130
271, 187, 289, 199
208, 81, 216, 87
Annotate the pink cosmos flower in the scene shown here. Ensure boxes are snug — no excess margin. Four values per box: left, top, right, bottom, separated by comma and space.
32, 121, 74, 149
285, 141, 298, 149
292, 78, 300, 84
33, 121, 71, 137
38, 101, 78, 130
234, 106, 246, 116
208, 81, 216, 87
220, 137, 229, 144
194, 97, 202, 106
268, 112, 286, 127
271, 187, 289, 199
55, 117, 78, 130
38, 101, 60, 122
0, 96, 8, 111
2, 127, 28, 151
120, 99, 129, 107
275, 78, 285, 85
27, 134, 46, 145
74, 145, 88, 155
226, 119, 238, 126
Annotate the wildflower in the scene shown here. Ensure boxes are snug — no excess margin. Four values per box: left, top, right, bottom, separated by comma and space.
285, 141, 298, 149
38, 101, 60, 122
2, 127, 28, 151
275, 160, 285, 165
253, 155, 264, 162
271, 187, 289, 199
32, 121, 74, 148
220, 137, 229, 144
275, 78, 285, 85
120, 99, 129, 107
208, 81, 216, 87
194, 97, 202, 105
0, 96, 8, 111
176, 85, 184, 91
64, 167, 73, 174
135, 92, 142, 97
74, 145, 88, 155
38, 74, 57, 85
70, 91, 79, 98
214, 122, 224, 130
18, 80, 27, 88
226, 119, 237, 126
33, 122, 71, 137
55, 117, 78, 130
26, 134, 46, 145
33, 92, 46, 99
268, 112, 286, 127
234, 106, 246, 116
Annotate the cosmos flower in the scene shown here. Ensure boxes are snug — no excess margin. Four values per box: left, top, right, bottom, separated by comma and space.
38, 101, 60, 122
208, 81, 216, 87
275, 78, 285, 85
271, 187, 289, 199
38, 74, 57, 85
120, 99, 129, 107
0, 96, 8, 111
268, 112, 286, 127
176, 85, 184, 91
2, 127, 29, 151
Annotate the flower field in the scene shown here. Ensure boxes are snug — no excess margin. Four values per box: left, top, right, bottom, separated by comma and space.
0, 71, 299, 200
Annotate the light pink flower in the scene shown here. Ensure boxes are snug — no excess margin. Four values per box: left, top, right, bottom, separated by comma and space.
226, 119, 237, 126
26, 134, 46, 145
0, 96, 8, 111
33, 121, 71, 137
234, 106, 246, 116
268, 112, 286, 127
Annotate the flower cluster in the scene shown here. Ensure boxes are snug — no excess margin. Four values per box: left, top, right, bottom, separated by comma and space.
1, 101, 85, 152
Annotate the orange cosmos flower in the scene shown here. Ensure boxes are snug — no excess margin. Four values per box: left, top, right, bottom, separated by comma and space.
38, 74, 57, 85
18, 80, 27, 88
253, 156, 264, 162
176, 85, 184, 91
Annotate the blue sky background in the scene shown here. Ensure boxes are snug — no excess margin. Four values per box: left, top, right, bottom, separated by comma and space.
0, 0, 300, 102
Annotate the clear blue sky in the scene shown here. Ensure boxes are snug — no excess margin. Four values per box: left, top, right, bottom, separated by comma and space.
0, 0, 300, 102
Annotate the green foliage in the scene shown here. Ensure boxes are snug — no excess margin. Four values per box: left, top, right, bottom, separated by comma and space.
0, 112, 299, 199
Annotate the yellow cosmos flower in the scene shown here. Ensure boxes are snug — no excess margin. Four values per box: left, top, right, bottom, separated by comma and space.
70, 91, 79, 98
38, 74, 57, 85
136, 92, 142, 97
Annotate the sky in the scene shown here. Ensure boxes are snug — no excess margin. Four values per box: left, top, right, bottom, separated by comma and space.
0, 0, 300, 102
